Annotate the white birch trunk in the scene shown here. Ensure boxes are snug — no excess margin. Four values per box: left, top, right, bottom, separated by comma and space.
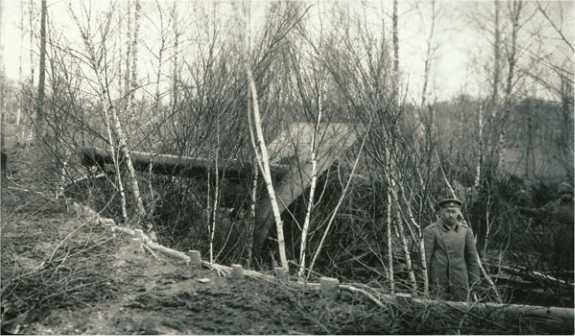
420, 0, 436, 109
392, 0, 399, 107
124, 0, 132, 98
297, 89, 322, 281
386, 178, 395, 294
246, 163, 258, 268
473, 104, 483, 188
306, 132, 368, 280
438, 155, 457, 199
56, 148, 71, 199
206, 169, 211, 255
110, 105, 147, 226
171, 1, 179, 111
246, 67, 289, 271
35, 0, 47, 140
28, 0, 34, 88
16, 0, 23, 136
108, 118, 128, 223
492, 0, 500, 105
122, 0, 147, 228
210, 120, 220, 265
154, 37, 164, 112
0, 0, 4, 159
69, 4, 143, 226
117, 6, 122, 95
131, 0, 140, 102
396, 179, 429, 296
394, 189, 417, 295
210, 178, 219, 264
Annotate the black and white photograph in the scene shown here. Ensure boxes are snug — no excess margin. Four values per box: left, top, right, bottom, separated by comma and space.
0, 0, 573, 334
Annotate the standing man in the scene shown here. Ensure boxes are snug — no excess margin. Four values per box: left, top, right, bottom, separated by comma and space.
424, 198, 481, 301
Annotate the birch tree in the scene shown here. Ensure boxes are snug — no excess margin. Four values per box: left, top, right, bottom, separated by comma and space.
389, 0, 401, 294
130, 0, 140, 108
385, 179, 395, 293
392, 0, 399, 105
171, 0, 179, 111
477, 0, 528, 183
0, 0, 4, 159
123, 0, 147, 227
70, 4, 148, 232
420, 0, 438, 110
124, 0, 132, 97
28, 0, 35, 89
475, 0, 528, 253
16, 0, 24, 141
151, 0, 168, 114
35, 0, 47, 140
297, 84, 322, 281
246, 67, 289, 271
527, 1, 574, 179
306, 132, 368, 281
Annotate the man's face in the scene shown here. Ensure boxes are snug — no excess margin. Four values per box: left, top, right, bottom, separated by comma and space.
560, 192, 573, 202
440, 206, 462, 226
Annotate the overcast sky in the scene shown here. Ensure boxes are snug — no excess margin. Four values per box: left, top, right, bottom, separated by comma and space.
2, 0, 573, 102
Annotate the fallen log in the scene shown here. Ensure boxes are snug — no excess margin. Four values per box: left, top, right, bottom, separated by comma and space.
486, 262, 574, 290
79, 147, 290, 181
389, 294, 573, 326
72, 202, 191, 262
74, 201, 573, 331
490, 273, 538, 287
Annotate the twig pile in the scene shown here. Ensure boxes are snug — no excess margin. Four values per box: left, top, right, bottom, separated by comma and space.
1, 219, 120, 329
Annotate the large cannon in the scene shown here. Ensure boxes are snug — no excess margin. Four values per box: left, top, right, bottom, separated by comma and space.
79, 147, 290, 183
79, 122, 360, 262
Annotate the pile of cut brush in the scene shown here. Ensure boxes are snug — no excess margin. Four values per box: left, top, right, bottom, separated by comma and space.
1, 208, 121, 334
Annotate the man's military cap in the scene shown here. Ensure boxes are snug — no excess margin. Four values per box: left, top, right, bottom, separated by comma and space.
435, 198, 463, 211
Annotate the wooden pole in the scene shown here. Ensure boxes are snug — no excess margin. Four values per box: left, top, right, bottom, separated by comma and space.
274, 267, 288, 282
187, 250, 202, 268
320, 277, 339, 300
231, 264, 244, 279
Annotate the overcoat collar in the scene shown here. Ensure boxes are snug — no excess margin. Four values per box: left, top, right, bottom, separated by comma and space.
440, 220, 459, 232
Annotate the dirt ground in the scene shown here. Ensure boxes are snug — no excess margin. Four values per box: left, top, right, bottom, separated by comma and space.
1, 185, 573, 335
0, 189, 398, 335
0, 150, 404, 335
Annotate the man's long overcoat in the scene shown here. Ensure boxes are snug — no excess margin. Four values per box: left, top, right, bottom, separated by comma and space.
423, 221, 481, 301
